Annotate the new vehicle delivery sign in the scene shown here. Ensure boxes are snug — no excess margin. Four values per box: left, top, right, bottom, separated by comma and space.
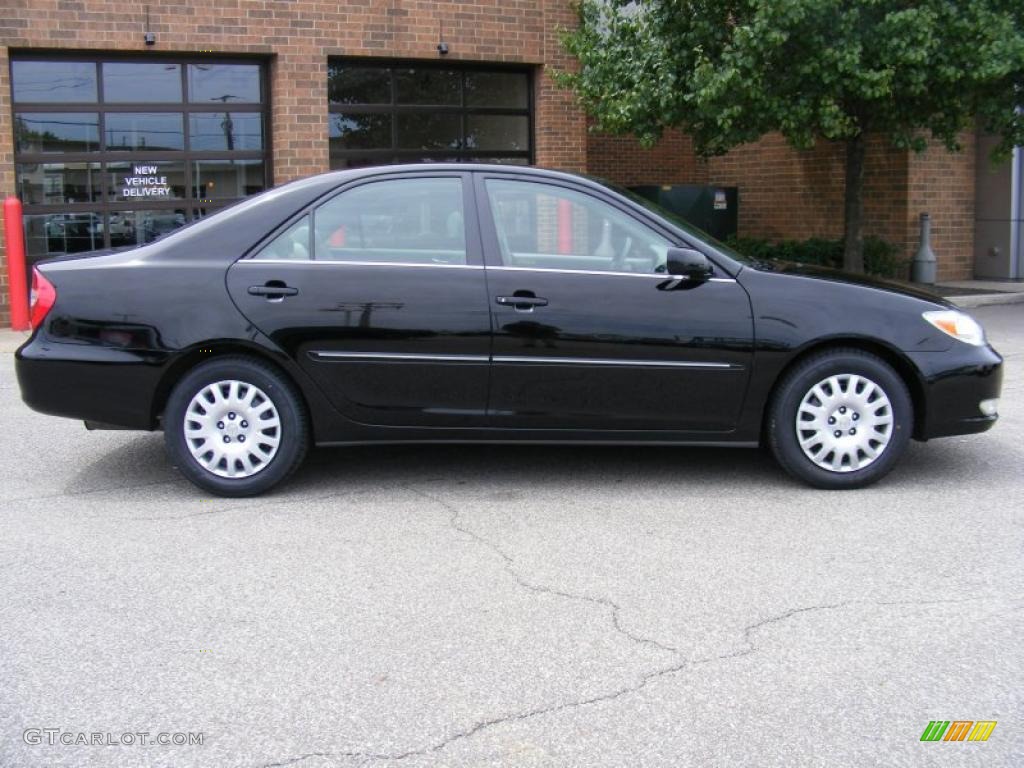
121, 166, 171, 198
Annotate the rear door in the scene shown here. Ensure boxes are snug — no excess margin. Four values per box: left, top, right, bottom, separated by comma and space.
226, 172, 492, 427
476, 172, 754, 433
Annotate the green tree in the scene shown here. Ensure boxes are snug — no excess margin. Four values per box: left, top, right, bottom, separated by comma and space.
560, 0, 1024, 272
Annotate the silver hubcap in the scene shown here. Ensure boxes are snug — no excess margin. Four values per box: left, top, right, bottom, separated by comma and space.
184, 380, 281, 479
796, 374, 894, 473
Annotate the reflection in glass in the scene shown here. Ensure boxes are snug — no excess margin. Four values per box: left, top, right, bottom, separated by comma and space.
12, 61, 98, 103
15, 113, 99, 153
465, 71, 529, 108
328, 66, 391, 105
105, 113, 185, 151
192, 159, 265, 199
189, 113, 263, 151
394, 69, 460, 105
396, 113, 460, 150
103, 62, 182, 102
330, 113, 391, 150
105, 160, 186, 201
16, 163, 102, 205
465, 115, 529, 151
24, 213, 103, 263
110, 209, 188, 246
188, 64, 261, 103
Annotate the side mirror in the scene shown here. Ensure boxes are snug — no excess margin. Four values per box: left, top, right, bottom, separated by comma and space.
666, 247, 713, 282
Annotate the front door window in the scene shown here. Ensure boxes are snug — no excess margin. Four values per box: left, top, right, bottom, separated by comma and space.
484, 179, 671, 274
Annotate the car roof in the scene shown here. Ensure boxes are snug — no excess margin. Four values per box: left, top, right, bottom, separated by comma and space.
281, 163, 604, 192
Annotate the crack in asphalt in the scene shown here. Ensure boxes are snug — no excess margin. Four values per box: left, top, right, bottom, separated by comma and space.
406, 485, 681, 657
251, 484, 1022, 766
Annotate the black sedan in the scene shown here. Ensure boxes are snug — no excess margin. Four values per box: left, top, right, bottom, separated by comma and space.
16, 165, 1003, 495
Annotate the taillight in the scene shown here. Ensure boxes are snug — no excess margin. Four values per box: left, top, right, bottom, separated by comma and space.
29, 268, 57, 331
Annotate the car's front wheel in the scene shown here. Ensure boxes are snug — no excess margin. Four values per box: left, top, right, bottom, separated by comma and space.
164, 356, 308, 496
768, 349, 912, 489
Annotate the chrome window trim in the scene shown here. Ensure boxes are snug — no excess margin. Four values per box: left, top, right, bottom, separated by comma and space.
238, 259, 737, 282
241, 259, 483, 269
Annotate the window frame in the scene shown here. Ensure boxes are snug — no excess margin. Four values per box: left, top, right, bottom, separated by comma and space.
10, 52, 271, 254
327, 58, 534, 169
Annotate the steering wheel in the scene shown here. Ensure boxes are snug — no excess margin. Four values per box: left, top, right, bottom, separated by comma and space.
611, 235, 633, 272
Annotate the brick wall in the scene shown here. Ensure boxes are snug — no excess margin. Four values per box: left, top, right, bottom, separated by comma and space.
583, 128, 973, 282
586, 127, 700, 186
0, 0, 589, 326
698, 132, 976, 281
905, 134, 976, 282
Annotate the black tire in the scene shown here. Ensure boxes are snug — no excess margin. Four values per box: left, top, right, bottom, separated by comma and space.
767, 348, 912, 489
164, 356, 308, 496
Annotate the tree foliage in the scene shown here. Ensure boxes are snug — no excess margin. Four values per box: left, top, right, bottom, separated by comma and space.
560, 0, 1024, 272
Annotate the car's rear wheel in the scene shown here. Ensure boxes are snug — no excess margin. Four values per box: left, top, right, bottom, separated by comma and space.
768, 349, 912, 489
164, 356, 308, 496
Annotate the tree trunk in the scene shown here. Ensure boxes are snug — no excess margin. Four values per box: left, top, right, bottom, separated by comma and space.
842, 134, 867, 273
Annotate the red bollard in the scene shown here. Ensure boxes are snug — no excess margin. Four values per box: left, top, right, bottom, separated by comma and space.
4, 196, 29, 331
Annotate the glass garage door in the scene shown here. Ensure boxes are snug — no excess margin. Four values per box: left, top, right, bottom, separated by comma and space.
328, 60, 532, 169
11, 55, 269, 265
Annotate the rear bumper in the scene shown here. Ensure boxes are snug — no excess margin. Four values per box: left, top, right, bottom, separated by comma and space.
909, 343, 1003, 440
15, 335, 162, 430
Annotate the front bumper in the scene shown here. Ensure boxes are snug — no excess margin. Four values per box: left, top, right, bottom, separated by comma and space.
909, 343, 1003, 440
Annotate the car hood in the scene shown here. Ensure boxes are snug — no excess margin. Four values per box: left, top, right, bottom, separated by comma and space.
754, 261, 954, 307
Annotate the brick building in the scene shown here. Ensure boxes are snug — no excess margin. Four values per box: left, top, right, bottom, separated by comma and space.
1, 0, 1019, 326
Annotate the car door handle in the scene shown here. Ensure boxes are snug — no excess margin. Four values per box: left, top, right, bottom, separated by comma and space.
496, 294, 548, 311
248, 282, 299, 299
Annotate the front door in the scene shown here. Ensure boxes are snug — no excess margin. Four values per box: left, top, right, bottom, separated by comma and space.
226, 172, 492, 427
475, 174, 754, 433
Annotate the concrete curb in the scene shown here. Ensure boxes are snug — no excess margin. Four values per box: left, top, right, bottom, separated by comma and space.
947, 292, 1024, 309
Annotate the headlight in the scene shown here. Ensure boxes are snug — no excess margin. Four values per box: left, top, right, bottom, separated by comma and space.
922, 310, 987, 346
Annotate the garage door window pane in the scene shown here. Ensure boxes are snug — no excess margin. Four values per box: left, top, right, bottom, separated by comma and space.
396, 113, 460, 150
193, 159, 265, 199
23, 213, 103, 264
465, 71, 528, 108
395, 69, 460, 105
466, 115, 529, 151
188, 64, 261, 103
12, 61, 97, 103
103, 63, 182, 103
330, 113, 391, 151
105, 113, 184, 151
16, 162, 102, 205
15, 113, 99, 153
328, 66, 391, 105
190, 113, 264, 151
106, 160, 186, 201
314, 178, 466, 264
109, 209, 188, 245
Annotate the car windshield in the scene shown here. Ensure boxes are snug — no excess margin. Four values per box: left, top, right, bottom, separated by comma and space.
600, 179, 757, 267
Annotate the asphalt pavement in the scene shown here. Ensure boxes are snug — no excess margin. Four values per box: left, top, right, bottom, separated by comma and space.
1, 304, 1022, 767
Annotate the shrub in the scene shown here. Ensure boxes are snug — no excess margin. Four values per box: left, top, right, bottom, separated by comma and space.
724, 235, 909, 279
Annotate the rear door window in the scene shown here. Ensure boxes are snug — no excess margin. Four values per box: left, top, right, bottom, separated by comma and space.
313, 177, 466, 265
